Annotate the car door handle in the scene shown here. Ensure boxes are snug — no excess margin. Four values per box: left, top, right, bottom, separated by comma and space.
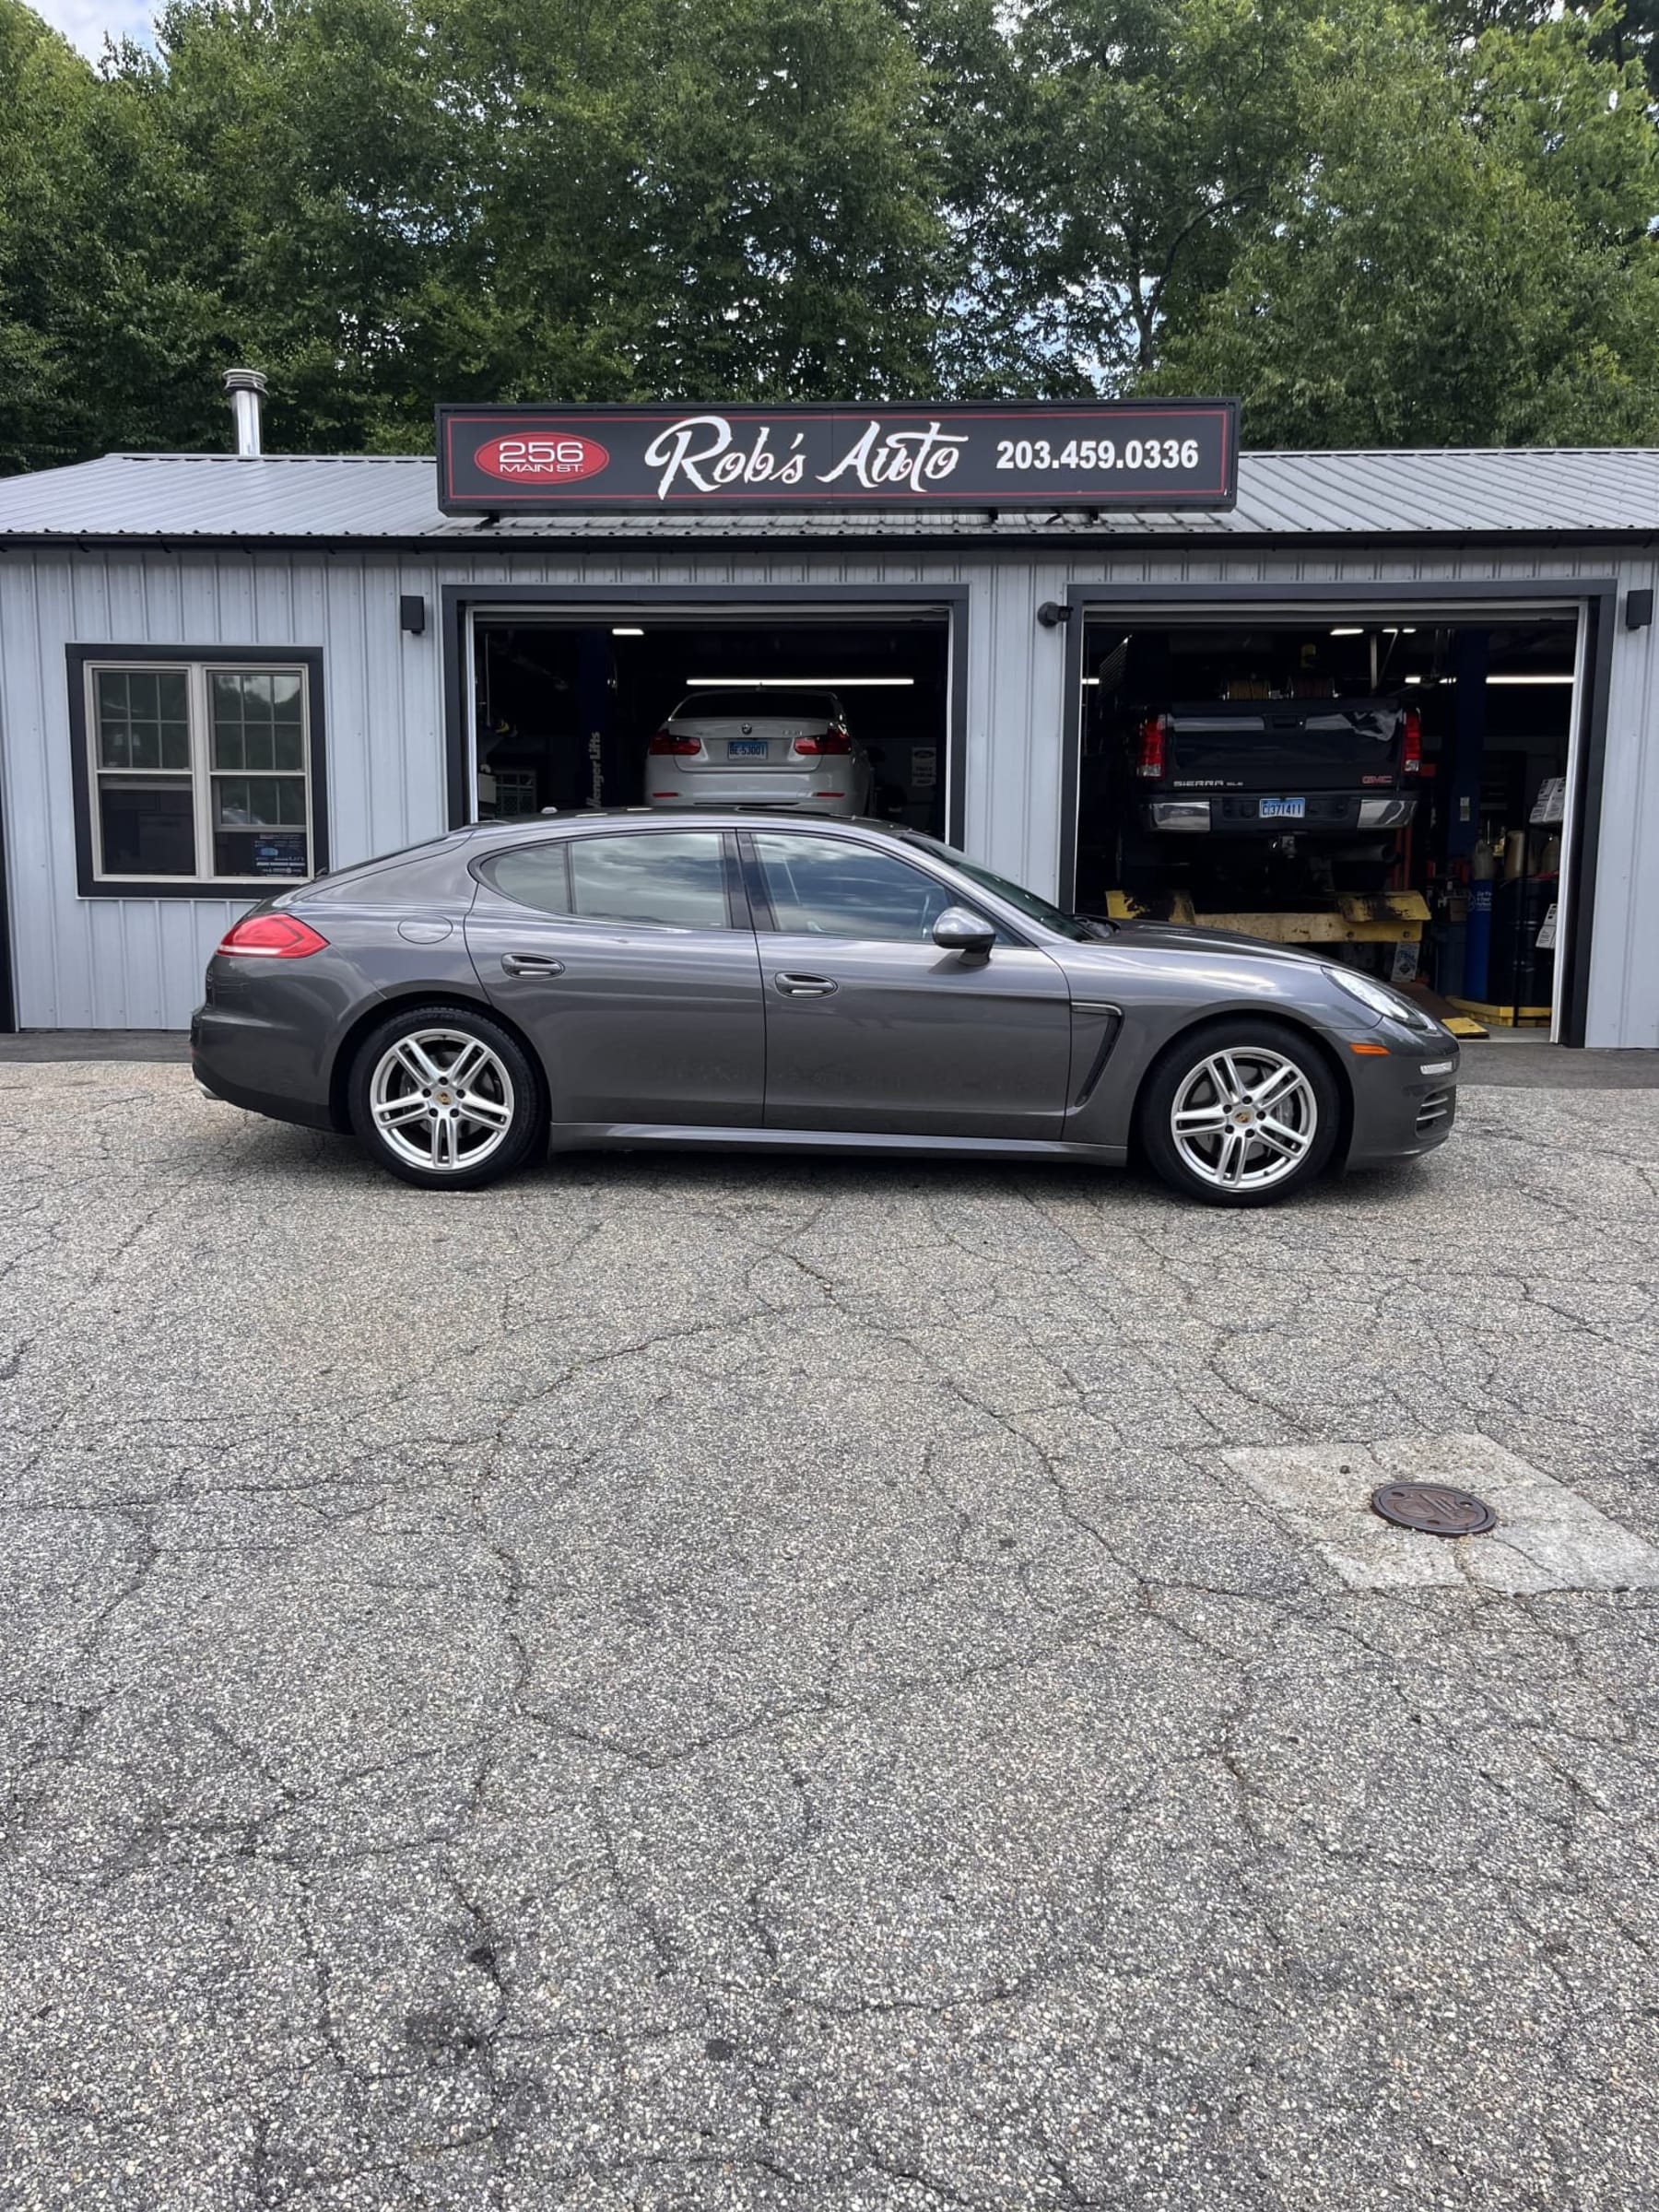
500, 953, 566, 978
773, 971, 837, 997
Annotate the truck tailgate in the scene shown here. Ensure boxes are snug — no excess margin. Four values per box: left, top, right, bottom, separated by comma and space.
1167, 700, 1405, 791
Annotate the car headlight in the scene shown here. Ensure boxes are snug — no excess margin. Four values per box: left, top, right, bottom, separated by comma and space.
1323, 965, 1437, 1031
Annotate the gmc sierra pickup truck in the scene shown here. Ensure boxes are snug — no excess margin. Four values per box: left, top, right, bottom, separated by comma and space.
1085, 631, 1424, 899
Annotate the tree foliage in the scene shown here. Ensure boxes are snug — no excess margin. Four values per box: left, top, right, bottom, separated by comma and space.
1152, 7, 1659, 443
0, 0, 1655, 465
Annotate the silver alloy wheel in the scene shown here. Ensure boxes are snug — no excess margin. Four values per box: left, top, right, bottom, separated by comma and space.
1169, 1046, 1319, 1192
368, 1028, 516, 1174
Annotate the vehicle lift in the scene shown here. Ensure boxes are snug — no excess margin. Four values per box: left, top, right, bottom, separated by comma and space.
1100, 887, 1488, 1038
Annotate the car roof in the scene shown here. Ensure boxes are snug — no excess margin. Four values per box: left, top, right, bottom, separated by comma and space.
465, 806, 891, 845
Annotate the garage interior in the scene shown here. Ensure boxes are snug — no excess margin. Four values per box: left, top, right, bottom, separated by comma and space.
1075, 611, 1579, 1031
471, 609, 952, 837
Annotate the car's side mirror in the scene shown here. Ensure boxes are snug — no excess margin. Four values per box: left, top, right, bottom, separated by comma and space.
933, 907, 995, 957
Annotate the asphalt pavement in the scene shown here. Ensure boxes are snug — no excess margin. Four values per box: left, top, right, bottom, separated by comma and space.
2, 1064, 1656, 2210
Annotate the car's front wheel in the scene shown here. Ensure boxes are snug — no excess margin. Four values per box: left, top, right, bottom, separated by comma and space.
348, 1006, 544, 1190
1137, 1018, 1340, 1206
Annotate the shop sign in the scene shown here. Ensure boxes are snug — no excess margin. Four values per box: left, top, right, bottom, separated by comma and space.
253, 834, 308, 876
436, 401, 1239, 514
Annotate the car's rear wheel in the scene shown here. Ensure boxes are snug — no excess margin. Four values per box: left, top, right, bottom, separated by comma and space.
348, 1006, 544, 1190
1137, 1018, 1340, 1207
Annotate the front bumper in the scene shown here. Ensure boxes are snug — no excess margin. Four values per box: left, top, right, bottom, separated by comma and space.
1343, 1031, 1460, 1168
1145, 793, 1418, 837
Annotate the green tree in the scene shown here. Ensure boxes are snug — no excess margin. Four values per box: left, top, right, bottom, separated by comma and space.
0, 0, 947, 468
1153, 9, 1659, 444
0, 0, 226, 468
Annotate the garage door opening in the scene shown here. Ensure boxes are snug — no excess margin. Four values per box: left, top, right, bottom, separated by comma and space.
465, 607, 955, 841
1072, 610, 1582, 1035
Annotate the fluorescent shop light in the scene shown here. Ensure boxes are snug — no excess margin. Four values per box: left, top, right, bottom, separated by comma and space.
1329, 627, 1364, 637
683, 677, 916, 688
612, 626, 644, 636
1487, 674, 1573, 686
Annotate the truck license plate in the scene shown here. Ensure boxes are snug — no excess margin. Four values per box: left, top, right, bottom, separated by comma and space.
727, 739, 769, 759
1259, 797, 1306, 819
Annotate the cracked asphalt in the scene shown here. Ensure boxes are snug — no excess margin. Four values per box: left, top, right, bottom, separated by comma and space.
2, 1062, 1657, 2210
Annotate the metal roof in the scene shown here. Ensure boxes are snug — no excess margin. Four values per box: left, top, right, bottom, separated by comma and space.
1, 445, 1656, 545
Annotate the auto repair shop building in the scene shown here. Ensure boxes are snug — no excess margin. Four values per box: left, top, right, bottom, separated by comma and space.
0, 396, 1654, 1046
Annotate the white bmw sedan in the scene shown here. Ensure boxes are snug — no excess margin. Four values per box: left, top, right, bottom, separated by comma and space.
644, 688, 875, 818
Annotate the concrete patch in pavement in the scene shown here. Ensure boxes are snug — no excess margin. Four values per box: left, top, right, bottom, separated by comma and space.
1224, 1432, 1659, 1594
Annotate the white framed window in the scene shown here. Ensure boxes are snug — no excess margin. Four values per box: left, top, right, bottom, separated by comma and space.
71, 649, 327, 894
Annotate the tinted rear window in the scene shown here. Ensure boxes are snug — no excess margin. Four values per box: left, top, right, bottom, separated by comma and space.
674, 691, 837, 721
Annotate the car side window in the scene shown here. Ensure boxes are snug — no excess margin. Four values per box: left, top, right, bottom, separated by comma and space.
568, 830, 733, 931
750, 832, 985, 943
482, 842, 571, 915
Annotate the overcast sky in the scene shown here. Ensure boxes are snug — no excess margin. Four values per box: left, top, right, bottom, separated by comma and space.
34, 0, 157, 57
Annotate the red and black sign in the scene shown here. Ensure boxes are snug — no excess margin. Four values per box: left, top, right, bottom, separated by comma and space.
436, 401, 1238, 514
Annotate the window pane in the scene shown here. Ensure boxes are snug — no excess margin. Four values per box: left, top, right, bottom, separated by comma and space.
127, 672, 159, 720
158, 672, 188, 723
95, 673, 130, 767
271, 673, 302, 719
487, 844, 571, 915
98, 778, 195, 876
159, 719, 191, 771
272, 724, 304, 772
214, 775, 305, 830
751, 833, 959, 942
211, 672, 244, 768
93, 675, 129, 770
243, 674, 274, 723
569, 831, 730, 930
127, 720, 161, 771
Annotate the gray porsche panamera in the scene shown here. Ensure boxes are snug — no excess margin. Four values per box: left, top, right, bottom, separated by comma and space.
190, 810, 1459, 1205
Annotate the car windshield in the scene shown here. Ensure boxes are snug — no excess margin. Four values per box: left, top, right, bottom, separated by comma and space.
675, 690, 838, 721
896, 832, 1112, 941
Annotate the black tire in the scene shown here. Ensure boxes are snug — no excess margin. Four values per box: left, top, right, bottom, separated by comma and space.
347, 1003, 545, 1191
1136, 1018, 1342, 1208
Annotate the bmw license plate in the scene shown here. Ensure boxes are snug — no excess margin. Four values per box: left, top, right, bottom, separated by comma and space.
1259, 796, 1306, 819
727, 739, 769, 759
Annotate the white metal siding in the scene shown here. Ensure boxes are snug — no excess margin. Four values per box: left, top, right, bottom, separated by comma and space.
1, 542, 1655, 1042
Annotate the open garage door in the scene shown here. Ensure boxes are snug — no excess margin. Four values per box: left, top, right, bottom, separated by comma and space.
457, 599, 959, 845
1065, 599, 1592, 1042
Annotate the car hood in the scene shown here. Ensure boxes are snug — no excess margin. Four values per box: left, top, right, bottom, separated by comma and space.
1098, 920, 1332, 971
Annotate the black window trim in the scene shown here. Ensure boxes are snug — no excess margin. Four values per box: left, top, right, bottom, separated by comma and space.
66, 644, 329, 900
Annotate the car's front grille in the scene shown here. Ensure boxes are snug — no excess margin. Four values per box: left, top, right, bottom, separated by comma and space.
1417, 1087, 1455, 1135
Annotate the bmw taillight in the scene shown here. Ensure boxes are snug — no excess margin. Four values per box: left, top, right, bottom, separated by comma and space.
1136, 713, 1168, 780
648, 729, 701, 756
1401, 705, 1422, 775
216, 912, 329, 959
794, 725, 852, 757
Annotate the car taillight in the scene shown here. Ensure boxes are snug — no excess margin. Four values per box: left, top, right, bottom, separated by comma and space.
1401, 705, 1422, 775
216, 912, 329, 959
648, 729, 701, 756
794, 725, 852, 757
1136, 713, 1168, 780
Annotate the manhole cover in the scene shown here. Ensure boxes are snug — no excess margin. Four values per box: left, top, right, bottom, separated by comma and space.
1371, 1481, 1497, 1537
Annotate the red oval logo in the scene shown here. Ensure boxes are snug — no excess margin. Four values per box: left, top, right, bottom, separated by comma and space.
473, 433, 610, 484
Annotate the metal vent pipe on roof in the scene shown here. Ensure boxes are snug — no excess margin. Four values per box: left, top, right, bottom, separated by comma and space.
223, 368, 268, 457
